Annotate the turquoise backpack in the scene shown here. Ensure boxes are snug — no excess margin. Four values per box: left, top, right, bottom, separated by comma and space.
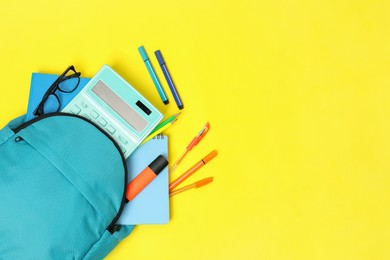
0, 113, 134, 259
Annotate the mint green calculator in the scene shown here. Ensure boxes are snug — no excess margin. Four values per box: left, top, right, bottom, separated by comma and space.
62, 65, 163, 158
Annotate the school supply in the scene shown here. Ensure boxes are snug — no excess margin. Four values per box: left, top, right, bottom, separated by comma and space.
118, 135, 170, 225
62, 65, 163, 158
141, 117, 178, 144
151, 112, 181, 134
138, 46, 169, 104
155, 50, 184, 109
126, 155, 168, 201
26, 69, 170, 225
0, 114, 133, 259
25, 73, 90, 122
33, 65, 82, 116
170, 177, 214, 197
169, 150, 218, 191
170, 122, 211, 173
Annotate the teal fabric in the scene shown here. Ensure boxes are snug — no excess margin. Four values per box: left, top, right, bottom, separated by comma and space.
0, 114, 134, 259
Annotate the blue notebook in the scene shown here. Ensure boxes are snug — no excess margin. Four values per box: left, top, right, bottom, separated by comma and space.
26, 72, 170, 224
118, 135, 169, 224
25, 73, 90, 122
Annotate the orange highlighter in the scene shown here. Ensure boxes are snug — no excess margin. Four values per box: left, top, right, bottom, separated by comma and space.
169, 150, 218, 191
126, 155, 168, 201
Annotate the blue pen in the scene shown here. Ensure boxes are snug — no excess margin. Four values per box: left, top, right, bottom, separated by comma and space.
155, 50, 184, 110
138, 46, 169, 104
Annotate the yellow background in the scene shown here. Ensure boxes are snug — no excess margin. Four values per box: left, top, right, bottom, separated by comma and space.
1, 0, 389, 259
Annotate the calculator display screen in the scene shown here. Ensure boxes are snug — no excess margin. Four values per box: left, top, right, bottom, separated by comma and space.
92, 80, 148, 132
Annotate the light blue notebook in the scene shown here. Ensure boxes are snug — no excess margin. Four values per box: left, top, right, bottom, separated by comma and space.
26, 72, 170, 224
118, 135, 169, 225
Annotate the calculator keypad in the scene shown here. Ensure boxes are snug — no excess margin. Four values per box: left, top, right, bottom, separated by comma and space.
70, 105, 81, 114
118, 135, 128, 144
90, 110, 99, 119
106, 125, 116, 134
98, 117, 107, 127
66, 100, 136, 157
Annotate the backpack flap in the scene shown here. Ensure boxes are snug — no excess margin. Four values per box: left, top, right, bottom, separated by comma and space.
0, 113, 129, 259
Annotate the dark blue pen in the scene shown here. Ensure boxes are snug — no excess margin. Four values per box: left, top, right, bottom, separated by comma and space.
154, 50, 184, 109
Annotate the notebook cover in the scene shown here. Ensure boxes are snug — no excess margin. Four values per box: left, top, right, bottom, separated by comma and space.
26, 73, 170, 224
25, 73, 90, 122
117, 135, 169, 224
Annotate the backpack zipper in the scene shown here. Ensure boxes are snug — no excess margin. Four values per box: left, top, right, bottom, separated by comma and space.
12, 112, 127, 234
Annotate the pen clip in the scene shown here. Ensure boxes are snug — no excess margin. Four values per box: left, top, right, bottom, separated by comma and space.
187, 122, 210, 150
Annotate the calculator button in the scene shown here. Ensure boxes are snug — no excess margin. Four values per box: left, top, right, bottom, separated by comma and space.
81, 102, 88, 109
106, 125, 116, 134
90, 110, 99, 119
118, 135, 128, 144
98, 117, 107, 127
125, 142, 137, 155
70, 105, 81, 114
82, 113, 91, 121
119, 145, 127, 154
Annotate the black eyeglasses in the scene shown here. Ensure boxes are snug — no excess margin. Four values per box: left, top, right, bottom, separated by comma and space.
33, 65, 81, 116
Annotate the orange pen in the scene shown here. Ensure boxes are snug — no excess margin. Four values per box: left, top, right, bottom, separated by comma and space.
169, 150, 218, 191
169, 122, 210, 173
126, 155, 168, 201
170, 177, 214, 196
